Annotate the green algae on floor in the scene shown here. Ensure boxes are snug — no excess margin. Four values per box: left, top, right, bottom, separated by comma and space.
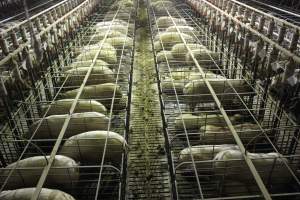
126, 0, 171, 199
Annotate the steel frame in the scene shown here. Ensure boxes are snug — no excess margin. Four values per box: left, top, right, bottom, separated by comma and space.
149, 0, 300, 199
0, 0, 135, 199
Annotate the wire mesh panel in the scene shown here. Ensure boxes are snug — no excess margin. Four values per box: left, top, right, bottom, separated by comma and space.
0, 0, 93, 132
0, 0, 135, 199
149, 0, 300, 199
1, 0, 300, 199
192, 0, 300, 124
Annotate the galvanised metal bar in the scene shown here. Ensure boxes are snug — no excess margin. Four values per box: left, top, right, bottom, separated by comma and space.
168, 10, 273, 200
0, 0, 91, 68
150, 0, 300, 199
1, 1, 134, 197
0, 0, 82, 58
149, 6, 206, 200
0, 0, 78, 34
0, 0, 56, 24
0, 0, 101, 193
120, 5, 137, 200
94, 9, 134, 200
30, 7, 122, 200
188, 0, 300, 63
178, 2, 300, 154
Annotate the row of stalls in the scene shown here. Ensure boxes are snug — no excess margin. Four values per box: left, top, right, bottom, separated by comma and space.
149, 0, 300, 199
0, 0, 135, 199
0, 0, 300, 199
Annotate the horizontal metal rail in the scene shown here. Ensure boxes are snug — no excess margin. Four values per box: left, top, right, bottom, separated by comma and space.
0, 0, 55, 24
31, 5, 123, 199
0, 0, 78, 35
212, 0, 300, 29
150, 0, 300, 199
0, 0, 99, 194
0, 0, 85, 68
168, 9, 272, 200
246, 0, 300, 21
204, 0, 300, 59
189, 0, 300, 63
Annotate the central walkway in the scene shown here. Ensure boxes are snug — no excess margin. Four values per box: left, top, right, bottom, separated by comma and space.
126, 0, 171, 199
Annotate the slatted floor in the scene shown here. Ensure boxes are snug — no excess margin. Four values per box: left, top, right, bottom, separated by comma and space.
126, 0, 171, 199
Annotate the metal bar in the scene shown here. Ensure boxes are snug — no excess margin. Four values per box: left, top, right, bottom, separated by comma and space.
225, 0, 300, 27
0, 0, 89, 68
249, 0, 300, 18
120, 5, 137, 200
0, 0, 55, 24
180, 1, 300, 186
168, 15, 272, 200
0, 0, 99, 193
149, 5, 205, 199
153, 1, 295, 199
147, 2, 179, 199
0, 0, 75, 35
199, 0, 300, 64
95, 7, 133, 200
31, 4, 119, 199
